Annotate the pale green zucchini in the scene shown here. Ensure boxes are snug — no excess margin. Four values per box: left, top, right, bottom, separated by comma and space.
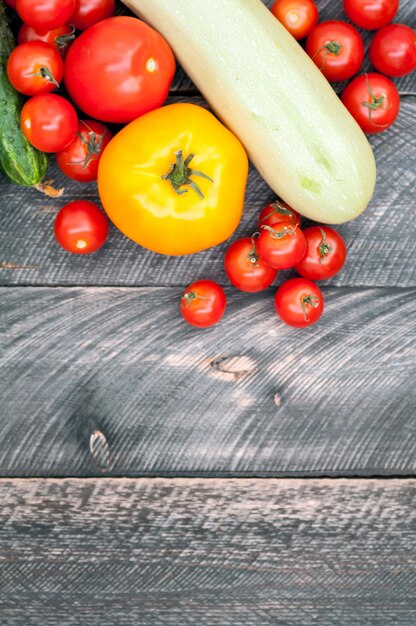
122, 0, 376, 223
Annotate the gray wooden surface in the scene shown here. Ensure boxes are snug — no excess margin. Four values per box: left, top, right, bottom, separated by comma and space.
1, 286, 415, 477
1, 478, 415, 626
1, 0, 416, 622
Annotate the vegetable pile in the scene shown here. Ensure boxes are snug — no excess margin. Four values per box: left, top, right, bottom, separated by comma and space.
1, 0, 415, 329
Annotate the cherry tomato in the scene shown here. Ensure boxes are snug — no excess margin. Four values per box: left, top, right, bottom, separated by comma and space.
21, 94, 78, 153
7, 42, 63, 96
180, 280, 226, 328
64, 17, 176, 124
341, 73, 400, 134
16, 0, 75, 31
258, 200, 301, 230
343, 0, 398, 30
18, 23, 75, 57
306, 21, 364, 82
56, 120, 112, 183
224, 237, 277, 293
71, 0, 115, 31
54, 201, 109, 255
257, 223, 307, 270
271, 0, 318, 40
294, 226, 347, 281
369, 24, 416, 77
274, 277, 324, 327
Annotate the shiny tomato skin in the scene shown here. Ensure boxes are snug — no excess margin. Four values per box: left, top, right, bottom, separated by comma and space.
71, 0, 115, 30
306, 20, 364, 82
180, 280, 226, 328
64, 17, 176, 124
271, 0, 318, 40
343, 0, 398, 30
369, 24, 416, 77
274, 277, 324, 327
257, 223, 307, 270
54, 201, 109, 255
7, 41, 63, 96
18, 23, 75, 57
16, 0, 75, 31
294, 226, 347, 280
56, 120, 112, 182
258, 200, 301, 230
341, 73, 400, 134
224, 238, 277, 293
21, 94, 78, 153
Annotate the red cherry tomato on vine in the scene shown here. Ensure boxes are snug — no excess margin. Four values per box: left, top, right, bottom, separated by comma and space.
21, 94, 78, 153
271, 0, 318, 40
341, 73, 400, 134
16, 0, 75, 31
369, 24, 416, 77
180, 280, 226, 328
64, 17, 176, 124
18, 23, 75, 57
343, 0, 398, 30
224, 237, 277, 293
257, 223, 307, 270
258, 200, 301, 230
306, 20, 364, 82
7, 42, 63, 96
56, 120, 112, 183
71, 0, 116, 31
54, 201, 109, 255
275, 278, 324, 327
294, 226, 347, 281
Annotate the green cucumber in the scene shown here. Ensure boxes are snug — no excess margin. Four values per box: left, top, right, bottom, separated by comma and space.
0, 3, 48, 186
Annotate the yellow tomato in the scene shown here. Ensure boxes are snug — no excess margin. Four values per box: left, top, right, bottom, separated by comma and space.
97, 103, 248, 256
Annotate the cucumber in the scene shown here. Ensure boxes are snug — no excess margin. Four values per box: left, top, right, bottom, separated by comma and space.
0, 3, 48, 186
122, 0, 376, 224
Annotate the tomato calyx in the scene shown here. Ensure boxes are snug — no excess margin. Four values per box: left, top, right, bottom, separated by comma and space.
361, 74, 391, 128
162, 150, 214, 199
25, 66, 60, 88
313, 40, 342, 70
262, 200, 295, 222
318, 227, 333, 263
301, 294, 320, 322
55, 25, 76, 50
261, 223, 297, 239
181, 290, 210, 308
70, 121, 108, 169
247, 234, 261, 267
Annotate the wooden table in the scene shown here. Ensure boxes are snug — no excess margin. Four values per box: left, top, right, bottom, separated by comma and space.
1, 1, 415, 624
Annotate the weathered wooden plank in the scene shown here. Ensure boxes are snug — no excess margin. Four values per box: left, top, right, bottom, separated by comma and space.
0, 478, 415, 625
1, 286, 414, 477
0, 96, 415, 288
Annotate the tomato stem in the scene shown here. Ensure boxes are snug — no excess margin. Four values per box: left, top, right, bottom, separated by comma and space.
318, 227, 333, 263
262, 200, 295, 222
182, 290, 209, 307
261, 224, 297, 239
68, 121, 107, 169
312, 41, 342, 71
55, 25, 76, 50
25, 66, 60, 88
301, 294, 320, 322
162, 150, 214, 199
362, 73, 390, 128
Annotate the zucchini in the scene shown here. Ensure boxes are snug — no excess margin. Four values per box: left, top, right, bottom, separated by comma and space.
122, 0, 376, 224
0, 3, 48, 186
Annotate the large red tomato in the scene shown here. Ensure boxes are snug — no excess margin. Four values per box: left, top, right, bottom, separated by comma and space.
64, 17, 176, 124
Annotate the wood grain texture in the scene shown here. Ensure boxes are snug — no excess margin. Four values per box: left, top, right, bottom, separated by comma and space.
1, 95, 415, 288
126, 0, 416, 95
0, 478, 415, 625
1, 286, 415, 477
